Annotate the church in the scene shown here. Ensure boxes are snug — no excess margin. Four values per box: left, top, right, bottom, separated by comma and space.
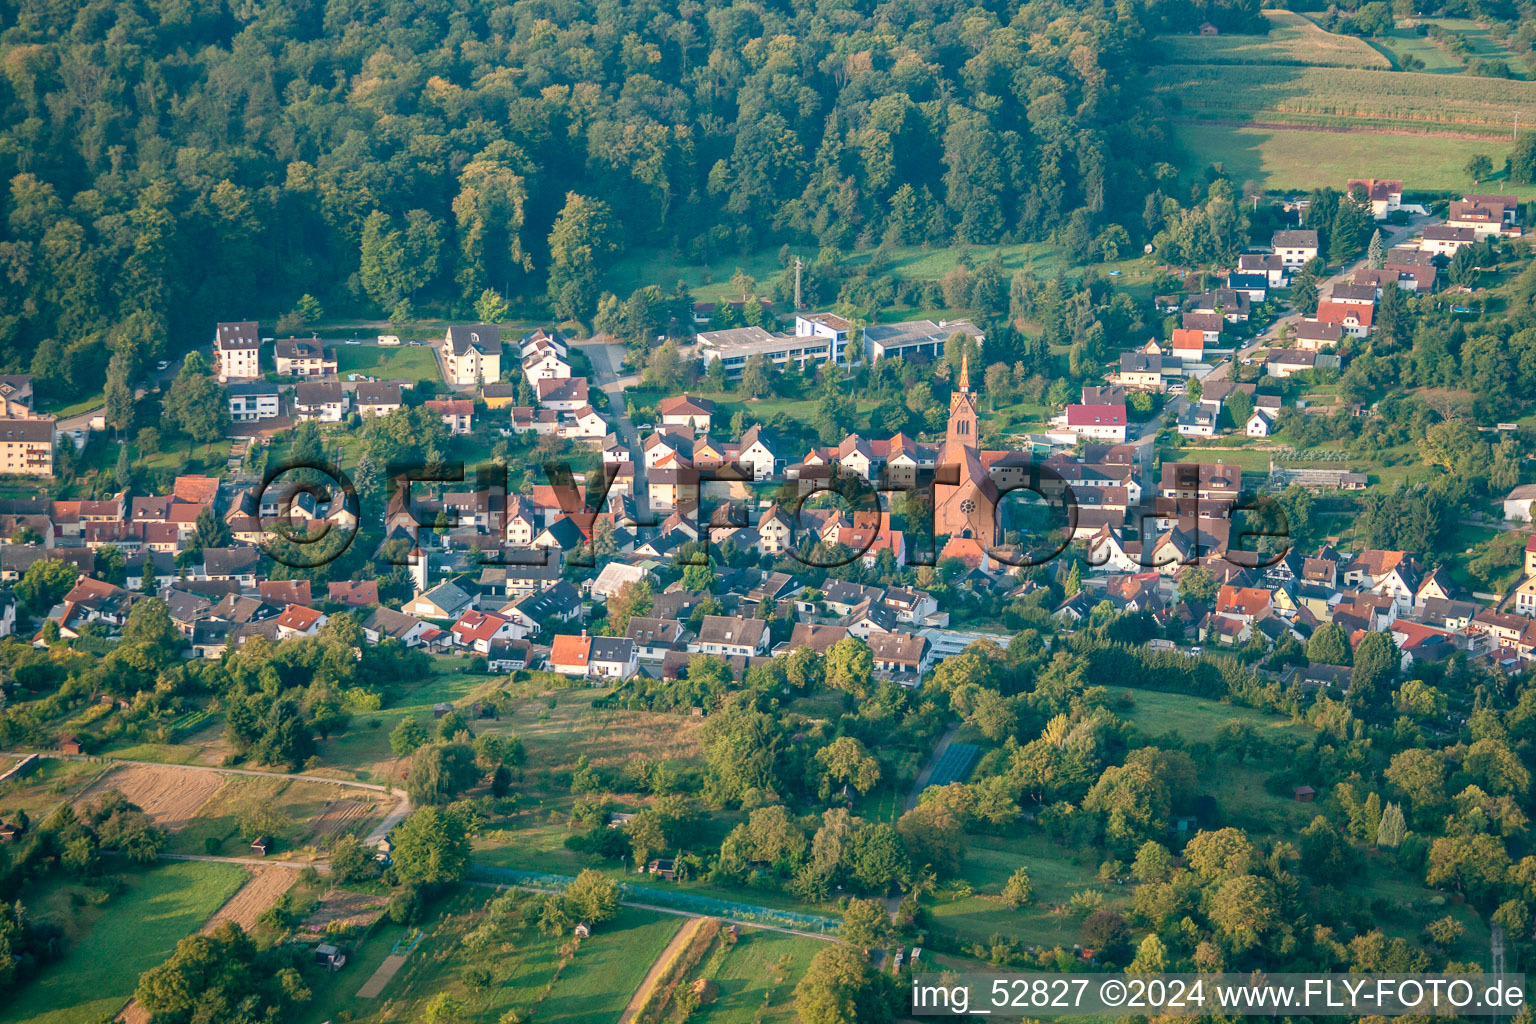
932, 353, 1003, 550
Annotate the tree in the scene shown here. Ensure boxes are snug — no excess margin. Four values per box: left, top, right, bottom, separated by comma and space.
738, 354, 773, 399
1377, 801, 1407, 848
824, 637, 874, 698
1177, 566, 1217, 604
1367, 229, 1385, 269
1349, 631, 1399, 713
1307, 622, 1352, 666
475, 289, 510, 323
162, 352, 229, 447
390, 718, 430, 757
793, 944, 897, 1024
816, 736, 881, 794
838, 898, 891, 950
406, 742, 480, 805
1510, 132, 1536, 184
330, 835, 375, 883
1183, 828, 1254, 880
563, 868, 619, 923
391, 806, 471, 885
1001, 866, 1033, 908
16, 558, 79, 614
1465, 154, 1494, 185
546, 193, 617, 323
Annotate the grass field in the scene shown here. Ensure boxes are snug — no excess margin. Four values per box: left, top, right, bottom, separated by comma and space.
925, 833, 1116, 949
0, 861, 247, 1024
302, 888, 684, 1024
1377, 27, 1465, 74
1154, 64, 1536, 136
1120, 688, 1303, 742
694, 929, 823, 1024
334, 344, 440, 382
1158, 10, 1390, 68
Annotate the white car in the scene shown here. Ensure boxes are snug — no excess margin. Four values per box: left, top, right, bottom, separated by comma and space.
345, 339, 360, 345
156, 360, 169, 371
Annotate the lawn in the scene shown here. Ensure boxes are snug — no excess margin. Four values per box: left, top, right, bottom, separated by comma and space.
1119, 688, 1304, 744
694, 929, 824, 1024
304, 887, 684, 1024
334, 344, 441, 382
0, 861, 247, 1024
1170, 123, 1531, 195
925, 833, 1116, 949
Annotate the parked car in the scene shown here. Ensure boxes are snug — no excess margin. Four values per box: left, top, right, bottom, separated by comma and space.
378, 334, 401, 346
155, 360, 169, 371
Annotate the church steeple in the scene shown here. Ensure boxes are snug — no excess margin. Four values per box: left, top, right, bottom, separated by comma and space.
945, 352, 978, 454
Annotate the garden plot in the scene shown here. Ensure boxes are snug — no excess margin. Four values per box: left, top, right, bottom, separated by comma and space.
201, 868, 297, 932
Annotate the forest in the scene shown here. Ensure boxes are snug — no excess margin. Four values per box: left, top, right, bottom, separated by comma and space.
0, 0, 1269, 409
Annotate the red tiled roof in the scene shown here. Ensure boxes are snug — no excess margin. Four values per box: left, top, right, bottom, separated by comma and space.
550, 633, 591, 667
1066, 405, 1126, 427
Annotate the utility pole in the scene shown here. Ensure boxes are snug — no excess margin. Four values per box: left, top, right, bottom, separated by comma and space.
794, 256, 803, 311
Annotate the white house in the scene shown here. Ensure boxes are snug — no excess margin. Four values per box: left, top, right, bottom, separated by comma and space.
442, 325, 503, 386
1505, 484, 1536, 522
1271, 229, 1319, 268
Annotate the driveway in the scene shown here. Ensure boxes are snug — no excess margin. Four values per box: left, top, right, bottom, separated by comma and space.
574, 338, 650, 516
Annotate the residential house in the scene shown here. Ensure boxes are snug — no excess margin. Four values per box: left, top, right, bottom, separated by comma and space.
0, 419, 54, 477
1420, 226, 1477, 256
355, 383, 403, 417
536, 377, 590, 411
1504, 484, 1536, 522
214, 322, 262, 382
329, 580, 379, 607
1059, 405, 1128, 442
1119, 352, 1164, 391
1314, 301, 1373, 338
1272, 229, 1319, 268
1295, 321, 1343, 352
226, 382, 282, 423
1181, 312, 1224, 344
275, 338, 336, 377
868, 632, 931, 684
1346, 178, 1403, 219
442, 325, 503, 387
692, 615, 769, 658
1237, 252, 1287, 287
426, 399, 474, 434
274, 604, 327, 639
658, 396, 716, 432
1265, 350, 1338, 379
361, 607, 430, 646
292, 382, 349, 422
626, 617, 686, 660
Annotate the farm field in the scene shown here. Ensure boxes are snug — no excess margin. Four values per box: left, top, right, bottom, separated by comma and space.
164, 773, 388, 855
0, 861, 247, 1024
693, 929, 823, 1024
334, 344, 441, 382
1152, 64, 1536, 136
200, 868, 297, 932
73, 763, 224, 830
1158, 10, 1390, 68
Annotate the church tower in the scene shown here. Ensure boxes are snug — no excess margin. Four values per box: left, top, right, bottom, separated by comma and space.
943, 351, 979, 461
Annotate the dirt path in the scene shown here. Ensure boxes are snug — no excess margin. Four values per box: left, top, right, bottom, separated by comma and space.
616, 915, 706, 1024
356, 953, 409, 999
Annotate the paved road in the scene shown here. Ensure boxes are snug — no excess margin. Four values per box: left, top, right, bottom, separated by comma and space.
575, 338, 651, 519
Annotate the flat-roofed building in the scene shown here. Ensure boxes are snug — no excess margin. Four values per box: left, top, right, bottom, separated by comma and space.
862, 319, 983, 362
696, 326, 833, 377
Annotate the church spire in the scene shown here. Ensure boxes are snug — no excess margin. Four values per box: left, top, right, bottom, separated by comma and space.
958, 348, 970, 392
